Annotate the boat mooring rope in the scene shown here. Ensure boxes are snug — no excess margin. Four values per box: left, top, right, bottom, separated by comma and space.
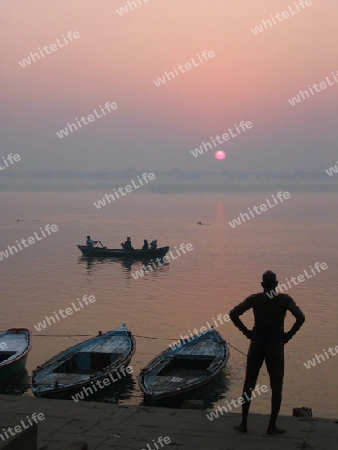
32, 333, 247, 355
134, 334, 175, 340
226, 342, 247, 357
32, 333, 177, 340
33, 334, 93, 337
31, 333, 248, 356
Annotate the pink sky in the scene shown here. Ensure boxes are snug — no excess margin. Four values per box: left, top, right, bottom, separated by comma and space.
1, 0, 337, 171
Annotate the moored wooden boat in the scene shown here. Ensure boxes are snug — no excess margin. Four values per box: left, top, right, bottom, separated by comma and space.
77, 245, 169, 259
138, 327, 229, 404
32, 324, 135, 398
0, 328, 32, 383
0, 369, 29, 395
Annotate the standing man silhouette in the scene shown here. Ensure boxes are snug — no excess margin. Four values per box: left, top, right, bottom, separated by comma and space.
229, 270, 305, 434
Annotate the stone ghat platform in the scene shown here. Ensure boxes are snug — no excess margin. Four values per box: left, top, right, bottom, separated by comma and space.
0, 394, 337, 449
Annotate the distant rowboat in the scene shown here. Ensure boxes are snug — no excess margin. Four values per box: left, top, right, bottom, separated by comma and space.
0, 328, 32, 383
77, 245, 169, 259
32, 324, 135, 398
138, 327, 229, 404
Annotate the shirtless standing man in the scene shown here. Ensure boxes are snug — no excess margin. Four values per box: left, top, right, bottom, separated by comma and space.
229, 270, 305, 435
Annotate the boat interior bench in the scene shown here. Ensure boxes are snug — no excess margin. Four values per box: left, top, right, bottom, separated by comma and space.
158, 355, 215, 377
53, 352, 122, 374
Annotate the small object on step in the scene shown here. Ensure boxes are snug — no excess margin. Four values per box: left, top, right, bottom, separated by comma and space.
293, 407, 313, 418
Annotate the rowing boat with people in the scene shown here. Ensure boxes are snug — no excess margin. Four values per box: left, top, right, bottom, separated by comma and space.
77, 245, 169, 259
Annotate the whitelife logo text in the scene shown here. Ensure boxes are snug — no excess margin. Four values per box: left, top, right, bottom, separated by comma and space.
18, 32, 81, 68
191, 121, 253, 158
288, 70, 338, 106
206, 385, 269, 421
266, 262, 328, 299
131, 243, 193, 280
250, 0, 313, 35
228, 192, 291, 228
169, 313, 231, 350
116, 0, 151, 17
0, 225, 58, 262
71, 365, 133, 402
326, 161, 338, 176
0, 413, 45, 443
153, 51, 215, 87
34, 295, 96, 332
56, 102, 118, 139
303, 345, 338, 369
94, 173, 155, 209
0, 153, 21, 171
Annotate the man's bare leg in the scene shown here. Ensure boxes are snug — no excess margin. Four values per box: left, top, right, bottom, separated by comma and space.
266, 342, 285, 435
234, 341, 263, 433
234, 396, 250, 432
267, 391, 285, 434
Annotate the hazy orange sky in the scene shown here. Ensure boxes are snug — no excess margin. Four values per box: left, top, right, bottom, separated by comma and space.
1, 0, 337, 171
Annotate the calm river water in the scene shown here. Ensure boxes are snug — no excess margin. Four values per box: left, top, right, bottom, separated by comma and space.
1, 191, 337, 418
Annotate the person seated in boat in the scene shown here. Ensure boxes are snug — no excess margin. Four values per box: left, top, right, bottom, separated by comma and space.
150, 239, 157, 250
142, 239, 149, 250
122, 237, 134, 251
86, 236, 102, 247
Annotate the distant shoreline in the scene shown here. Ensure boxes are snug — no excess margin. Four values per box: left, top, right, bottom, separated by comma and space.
0, 183, 336, 193
0, 170, 336, 192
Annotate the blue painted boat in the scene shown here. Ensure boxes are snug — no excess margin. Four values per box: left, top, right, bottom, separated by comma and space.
0, 328, 32, 383
32, 324, 135, 398
138, 327, 229, 403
